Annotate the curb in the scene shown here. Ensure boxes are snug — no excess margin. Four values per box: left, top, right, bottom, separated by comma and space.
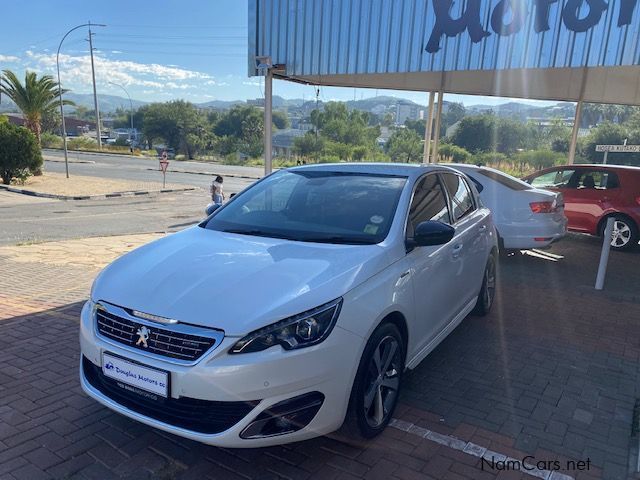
0, 184, 198, 201
44, 158, 95, 164
145, 168, 261, 180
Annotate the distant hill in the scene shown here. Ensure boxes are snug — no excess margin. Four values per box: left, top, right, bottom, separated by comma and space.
64, 93, 149, 113
1, 89, 581, 121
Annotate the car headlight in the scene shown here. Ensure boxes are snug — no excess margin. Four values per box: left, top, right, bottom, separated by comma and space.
230, 298, 343, 354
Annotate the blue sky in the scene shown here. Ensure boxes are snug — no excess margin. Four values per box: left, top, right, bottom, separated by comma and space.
1, 0, 555, 107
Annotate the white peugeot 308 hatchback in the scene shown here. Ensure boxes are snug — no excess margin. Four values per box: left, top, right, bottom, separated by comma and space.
80, 163, 498, 447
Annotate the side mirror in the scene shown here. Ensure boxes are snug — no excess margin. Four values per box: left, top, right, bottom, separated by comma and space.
205, 203, 220, 216
411, 221, 455, 247
229, 193, 236, 199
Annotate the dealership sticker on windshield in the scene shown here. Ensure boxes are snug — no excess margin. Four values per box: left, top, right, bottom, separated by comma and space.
102, 352, 168, 397
370, 215, 384, 224
364, 224, 379, 235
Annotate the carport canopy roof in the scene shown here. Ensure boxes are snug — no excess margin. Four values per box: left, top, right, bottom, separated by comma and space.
248, 0, 640, 105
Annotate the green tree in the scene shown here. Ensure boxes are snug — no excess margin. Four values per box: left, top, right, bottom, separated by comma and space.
214, 105, 264, 157
0, 122, 42, 184
293, 132, 324, 157
404, 119, 425, 138
0, 70, 73, 145
451, 115, 497, 153
141, 101, 212, 158
438, 143, 471, 163
583, 122, 631, 163
386, 128, 422, 163
272, 110, 289, 129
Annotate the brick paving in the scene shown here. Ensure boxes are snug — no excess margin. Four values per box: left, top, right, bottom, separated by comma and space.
0, 233, 639, 479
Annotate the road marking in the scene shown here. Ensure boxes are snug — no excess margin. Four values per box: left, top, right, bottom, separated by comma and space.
389, 419, 574, 480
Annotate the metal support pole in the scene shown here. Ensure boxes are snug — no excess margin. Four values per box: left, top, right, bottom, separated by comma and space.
595, 217, 615, 290
264, 67, 273, 175
568, 100, 583, 164
432, 90, 444, 163
603, 150, 608, 164
88, 23, 102, 150
423, 92, 435, 164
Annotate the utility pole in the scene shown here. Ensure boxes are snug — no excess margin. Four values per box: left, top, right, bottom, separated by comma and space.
88, 22, 102, 149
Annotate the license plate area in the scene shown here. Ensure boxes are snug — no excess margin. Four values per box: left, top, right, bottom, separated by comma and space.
102, 352, 169, 398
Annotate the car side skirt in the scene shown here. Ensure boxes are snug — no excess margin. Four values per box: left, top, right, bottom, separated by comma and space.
405, 297, 477, 370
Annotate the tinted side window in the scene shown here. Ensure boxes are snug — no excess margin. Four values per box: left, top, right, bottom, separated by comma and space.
441, 173, 475, 222
407, 175, 450, 238
574, 170, 620, 189
530, 169, 575, 188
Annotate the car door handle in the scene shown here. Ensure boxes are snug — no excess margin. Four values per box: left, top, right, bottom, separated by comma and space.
451, 243, 463, 258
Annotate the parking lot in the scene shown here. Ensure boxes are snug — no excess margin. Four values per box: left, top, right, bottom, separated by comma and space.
0, 233, 639, 480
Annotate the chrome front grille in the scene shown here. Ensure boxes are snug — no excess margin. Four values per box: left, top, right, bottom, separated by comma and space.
95, 303, 223, 364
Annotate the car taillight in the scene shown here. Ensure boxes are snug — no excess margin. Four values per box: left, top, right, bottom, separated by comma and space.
530, 201, 555, 213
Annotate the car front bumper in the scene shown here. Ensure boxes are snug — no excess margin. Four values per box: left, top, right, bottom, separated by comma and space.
79, 301, 364, 447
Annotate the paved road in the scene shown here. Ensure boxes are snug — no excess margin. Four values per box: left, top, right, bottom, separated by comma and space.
0, 150, 261, 246
43, 149, 262, 193
0, 191, 209, 246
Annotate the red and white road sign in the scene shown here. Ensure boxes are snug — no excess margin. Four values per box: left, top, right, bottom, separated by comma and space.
159, 160, 169, 173
161, 151, 169, 161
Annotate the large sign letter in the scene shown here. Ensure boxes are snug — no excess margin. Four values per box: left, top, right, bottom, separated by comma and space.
533, 0, 558, 32
491, 0, 528, 35
562, 0, 608, 32
618, 0, 638, 26
426, 0, 490, 53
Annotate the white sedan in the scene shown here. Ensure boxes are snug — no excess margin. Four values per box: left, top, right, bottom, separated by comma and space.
446, 164, 567, 251
80, 163, 497, 447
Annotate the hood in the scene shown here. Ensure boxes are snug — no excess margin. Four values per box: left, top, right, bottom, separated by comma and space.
92, 227, 391, 336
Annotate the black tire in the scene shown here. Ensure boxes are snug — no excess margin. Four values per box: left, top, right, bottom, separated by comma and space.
600, 215, 639, 251
340, 323, 405, 440
472, 252, 497, 316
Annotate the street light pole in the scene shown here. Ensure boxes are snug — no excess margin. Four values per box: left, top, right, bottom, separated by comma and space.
108, 81, 134, 149
56, 22, 106, 178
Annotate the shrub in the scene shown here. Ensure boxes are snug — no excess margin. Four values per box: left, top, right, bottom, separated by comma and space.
0, 122, 43, 184
352, 145, 368, 161
474, 152, 509, 166
438, 144, 471, 163
67, 136, 98, 150
514, 149, 565, 171
40, 133, 62, 148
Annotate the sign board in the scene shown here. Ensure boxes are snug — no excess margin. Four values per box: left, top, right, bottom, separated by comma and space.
161, 151, 168, 161
159, 160, 169, 173
595, 145, 640, 153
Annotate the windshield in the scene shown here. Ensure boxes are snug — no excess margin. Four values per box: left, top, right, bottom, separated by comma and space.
202, 170, 408, 244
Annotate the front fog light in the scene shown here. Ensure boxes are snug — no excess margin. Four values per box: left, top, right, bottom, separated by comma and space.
230, 298, 342, 354
240, 392, 325, 439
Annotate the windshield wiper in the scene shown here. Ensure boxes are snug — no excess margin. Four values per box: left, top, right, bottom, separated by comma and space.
221, 229, 297, 240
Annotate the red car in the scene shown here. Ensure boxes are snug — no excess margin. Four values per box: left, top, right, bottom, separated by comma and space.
523, 165, 640, 250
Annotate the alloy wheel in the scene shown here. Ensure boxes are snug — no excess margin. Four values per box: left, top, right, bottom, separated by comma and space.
483, 256, 496, 309
610, 220, 632, 248
363, 336, 401, 428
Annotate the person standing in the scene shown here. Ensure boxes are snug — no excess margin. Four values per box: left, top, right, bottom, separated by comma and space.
211, 175, 225, 205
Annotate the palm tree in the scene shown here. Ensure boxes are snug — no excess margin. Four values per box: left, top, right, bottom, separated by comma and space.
0, 70, 74, 144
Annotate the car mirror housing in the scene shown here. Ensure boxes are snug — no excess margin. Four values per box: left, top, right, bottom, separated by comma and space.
411, 221, 455, 248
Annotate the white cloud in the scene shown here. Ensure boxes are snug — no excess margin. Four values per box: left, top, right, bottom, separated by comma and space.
25, 51, 217, 91
0, 54, 19, 62
242, 80, 261, 86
